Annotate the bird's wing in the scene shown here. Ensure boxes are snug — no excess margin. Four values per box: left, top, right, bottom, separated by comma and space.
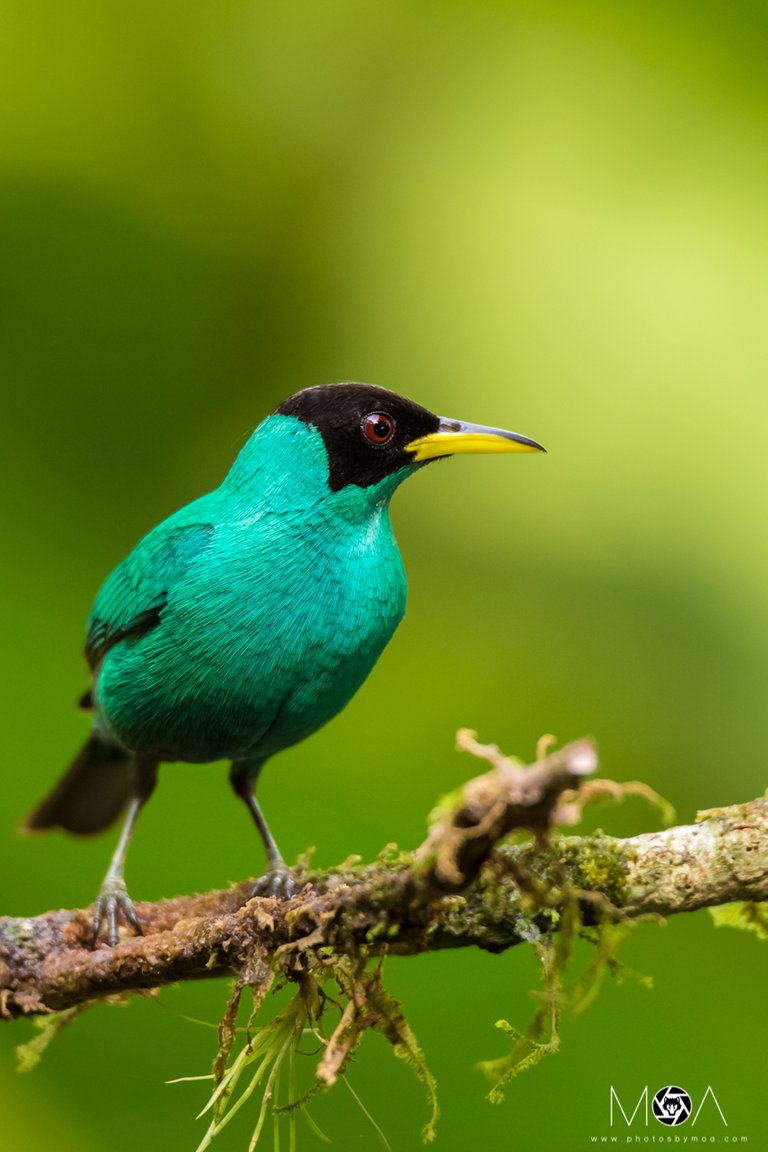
84, 518, 215, 674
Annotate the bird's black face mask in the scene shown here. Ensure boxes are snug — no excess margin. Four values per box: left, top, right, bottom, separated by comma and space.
276, 382, 544, 492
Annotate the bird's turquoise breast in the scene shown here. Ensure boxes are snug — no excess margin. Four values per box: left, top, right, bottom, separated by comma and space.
94, 418, 410, 763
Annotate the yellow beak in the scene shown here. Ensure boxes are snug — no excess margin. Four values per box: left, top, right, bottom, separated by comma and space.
406, 418, 546, 463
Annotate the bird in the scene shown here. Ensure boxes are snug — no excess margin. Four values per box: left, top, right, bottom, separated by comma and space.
23, 382, 545, 945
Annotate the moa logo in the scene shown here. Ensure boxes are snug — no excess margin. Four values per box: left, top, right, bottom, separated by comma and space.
610, 1085, 727, 1128
651, 1086, 692, 1126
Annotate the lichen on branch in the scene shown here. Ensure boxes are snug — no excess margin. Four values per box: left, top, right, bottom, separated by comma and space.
1, 733, 765, 1023
2, 733, 766, 1147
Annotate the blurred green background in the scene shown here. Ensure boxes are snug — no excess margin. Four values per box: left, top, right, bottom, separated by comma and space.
1, 0, 766, 1148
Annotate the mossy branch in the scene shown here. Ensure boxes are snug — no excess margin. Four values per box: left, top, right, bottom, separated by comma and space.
1, 734, 766, 1021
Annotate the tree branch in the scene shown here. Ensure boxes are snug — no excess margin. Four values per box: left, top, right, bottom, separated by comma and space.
1, 735, 766, 1020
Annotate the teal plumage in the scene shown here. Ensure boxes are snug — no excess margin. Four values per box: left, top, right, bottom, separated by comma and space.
24, 382, 544, 944
94, 416, 408, 764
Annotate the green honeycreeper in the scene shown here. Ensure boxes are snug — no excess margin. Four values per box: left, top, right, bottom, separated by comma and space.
24, 383, 544, 944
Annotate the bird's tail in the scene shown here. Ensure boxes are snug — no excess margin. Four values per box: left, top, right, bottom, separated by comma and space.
21, 735, 134, 835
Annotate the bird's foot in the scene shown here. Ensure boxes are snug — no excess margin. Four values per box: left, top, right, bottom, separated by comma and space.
250, 864, 298, 901
91, 876, 143, 947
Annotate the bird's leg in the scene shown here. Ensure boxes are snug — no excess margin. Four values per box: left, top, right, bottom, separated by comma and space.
230, 760, 297, 899
92, 755, 158, 946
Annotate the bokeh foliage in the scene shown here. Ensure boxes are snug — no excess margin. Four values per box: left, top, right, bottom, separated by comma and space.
1, 1, 766, 1148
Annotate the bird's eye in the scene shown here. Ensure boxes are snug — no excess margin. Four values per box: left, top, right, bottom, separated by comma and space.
362, 412, 395, 445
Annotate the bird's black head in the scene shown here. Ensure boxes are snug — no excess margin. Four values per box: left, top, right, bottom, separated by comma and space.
275, 381, 545, 495
276, 383, 441, 492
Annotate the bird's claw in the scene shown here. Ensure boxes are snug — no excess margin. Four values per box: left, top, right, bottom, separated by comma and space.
250, 865, 298, 901
91, 876, 143, 947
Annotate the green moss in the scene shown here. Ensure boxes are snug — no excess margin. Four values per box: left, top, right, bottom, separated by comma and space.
710, 901, 768, 940
16, 1007, 82, 1072
426, 786, 467, 829
556, 832, 632, 905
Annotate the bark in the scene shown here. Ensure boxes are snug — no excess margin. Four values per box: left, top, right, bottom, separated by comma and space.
1, 735, 765, 1019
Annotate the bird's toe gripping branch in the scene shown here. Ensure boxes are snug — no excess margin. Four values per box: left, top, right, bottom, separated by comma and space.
250, 865, 299, 901
91, 877, 143, 949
